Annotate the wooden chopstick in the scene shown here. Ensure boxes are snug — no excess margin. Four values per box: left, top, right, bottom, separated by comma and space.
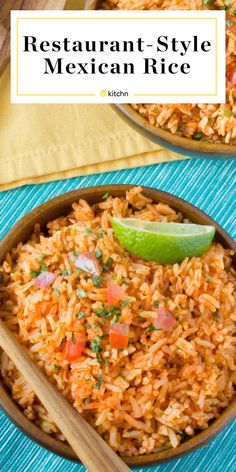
0, 319, 131, 472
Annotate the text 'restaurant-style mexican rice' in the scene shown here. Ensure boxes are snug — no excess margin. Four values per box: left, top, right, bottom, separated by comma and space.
101, 0, 236, 145
0, 188, 235, 456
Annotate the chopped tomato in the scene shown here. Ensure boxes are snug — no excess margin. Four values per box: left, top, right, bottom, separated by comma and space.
72, 253, 101, 276
153, 307, 176, 332
109, 322, 129, 349
107, 281, 125, 306
64, 335, 86, 362
227, 65, 236, 85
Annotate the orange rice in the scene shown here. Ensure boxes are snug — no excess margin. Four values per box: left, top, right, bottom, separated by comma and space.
101, 0, 236, 145
0, 187, 235, 456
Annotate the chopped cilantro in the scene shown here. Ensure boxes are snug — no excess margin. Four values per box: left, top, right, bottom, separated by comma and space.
226, 19, 234, 27
146, 326, 157, 332
224, 109, 232, 117
71, 332, 76, 344
94, 374, 102, 389
77, 289, 86, 298
90, 337, 102, 353
122, 299, 129, 308
193, 132, 203, 141
73, 251, 79, 257
203, 0, 214, 7
219, 3, 233, 11
39, 262, 48, 271
213, 311, 220, 320
206, 278, 211, 283
54, 289, 60, 297
110, 314, 119, 325
94, 304, 120, 319
84, 228, 92, 234
77, 312, 85, 319
106, 257, 113, 265
91, 276, 103, 287
38, 254, 46, 262
62, 269, 71, 276
95, 248, 102, 258
30, 271, 40, 278
96, 353, 102, 364
76, 268, 82, 274
102, 265, 109, 272
153, 301, 160, 307
98, 230, 105, 239
101, 193, 109, 200
52, 364, 59, 371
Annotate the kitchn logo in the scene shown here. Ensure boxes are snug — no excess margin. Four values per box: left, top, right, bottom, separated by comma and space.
100, 89, 129, 97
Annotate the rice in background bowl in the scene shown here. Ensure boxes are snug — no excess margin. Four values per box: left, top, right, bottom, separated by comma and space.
100, 0, 236, 145
0, 187, 235, 457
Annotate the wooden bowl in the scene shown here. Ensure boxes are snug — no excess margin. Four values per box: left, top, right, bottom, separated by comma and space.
85, 0, 236, 159
0, 185, 235, 466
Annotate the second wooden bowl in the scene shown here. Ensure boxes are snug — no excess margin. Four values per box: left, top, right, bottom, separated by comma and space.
0, 185, 235, 466
85, 0, 236, 159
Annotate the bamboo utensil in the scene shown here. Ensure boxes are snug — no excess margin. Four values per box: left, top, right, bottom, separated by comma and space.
0, 0, 67, 79
0, 318, 131, 472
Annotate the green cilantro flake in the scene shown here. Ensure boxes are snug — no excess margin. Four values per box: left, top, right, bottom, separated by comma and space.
62, 269, 71, 276
122, 299, 129, 308
110, 314, 119, 325
90, 337, 102, 353
39, 262, 48, 271
213, 311, 220, 320
38, 254, 46, 262
91, 276, 103, 288
30, 271, 40, 279
154, 301, 160, 307
98, 230, 105, 239
193, 132, 203, 141
96, 353, 102, 364
73, 251, 79, 257
54, 289, 60, 297
95, 248, 102, 258
224, 109, 233, 117
84, 228, 92, 234
94, 374, 102, 389
101, 193, 109, 200
146, 326, 157, 332
77, 289, 86, 298
77, 312, 85, 319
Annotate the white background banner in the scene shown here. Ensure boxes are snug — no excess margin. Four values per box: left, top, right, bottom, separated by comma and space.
11, 10, 226, 104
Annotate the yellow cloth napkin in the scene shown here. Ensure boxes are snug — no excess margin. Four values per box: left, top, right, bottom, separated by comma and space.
0, 0, 184, 192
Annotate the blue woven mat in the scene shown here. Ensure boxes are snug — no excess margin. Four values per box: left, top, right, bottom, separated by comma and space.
0, 157, 236, 472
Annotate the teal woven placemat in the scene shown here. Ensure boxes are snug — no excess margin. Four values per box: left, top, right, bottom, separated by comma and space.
0, 157, 236, 472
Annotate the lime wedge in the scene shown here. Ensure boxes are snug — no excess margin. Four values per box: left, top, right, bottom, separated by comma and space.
111, 218, 215, 264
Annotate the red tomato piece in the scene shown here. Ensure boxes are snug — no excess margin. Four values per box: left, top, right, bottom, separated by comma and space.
227, 65, 236, 85
153, 307, 176, 332
107, 281, 126, 306
64, 336, 86, 362
109, 322, 129, 349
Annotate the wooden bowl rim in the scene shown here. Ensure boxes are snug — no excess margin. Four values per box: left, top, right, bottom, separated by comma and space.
85, 0, 236, 158
0, 184, 235, 466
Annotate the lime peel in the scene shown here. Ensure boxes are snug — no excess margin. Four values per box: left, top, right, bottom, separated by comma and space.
111, 218, 215, 264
